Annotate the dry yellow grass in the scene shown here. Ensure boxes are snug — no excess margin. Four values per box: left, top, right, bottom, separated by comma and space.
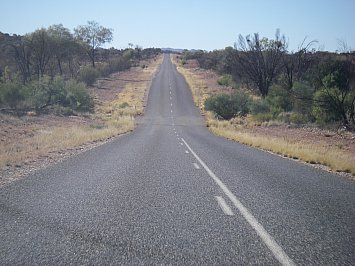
209, 120, 355, 174
98, 56, 163, 120
0, 121, 132, 168
172, 55, 355, 176
0, 55, 163, 170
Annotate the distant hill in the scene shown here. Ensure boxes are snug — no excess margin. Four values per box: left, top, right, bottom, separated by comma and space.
161, 48, 202, 54
161, 48, 184, 54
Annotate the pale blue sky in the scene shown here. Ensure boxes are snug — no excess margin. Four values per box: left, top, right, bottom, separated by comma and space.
1, 0, 354, 51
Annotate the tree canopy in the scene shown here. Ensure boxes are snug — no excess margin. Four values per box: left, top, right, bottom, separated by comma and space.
74, 21, 113, 67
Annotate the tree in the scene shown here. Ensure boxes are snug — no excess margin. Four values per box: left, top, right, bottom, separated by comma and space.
47, 24, 75, 75
313, 58, 355, 128
7, 38, 32, 82
74, 21, 113, 67
282, 37, 317, 90
25, 28, 52, 78
235, 29, 287, 97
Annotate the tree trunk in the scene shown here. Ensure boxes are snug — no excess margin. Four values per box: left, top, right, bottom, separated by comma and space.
92, 49, 95, 68
57, 56, 63, 75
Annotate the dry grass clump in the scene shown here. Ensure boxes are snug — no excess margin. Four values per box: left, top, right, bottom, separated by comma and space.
0, 121, 133, 168
172, 55, 355, 176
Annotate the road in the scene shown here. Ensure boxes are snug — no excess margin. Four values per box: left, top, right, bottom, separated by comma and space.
1, 54, 354, 265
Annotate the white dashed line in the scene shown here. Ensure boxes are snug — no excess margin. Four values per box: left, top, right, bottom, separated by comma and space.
215, 196, 234, 216
185, 150, 189, 154
181, 138, 295, 266
180, 143, 184, 146
193, 163, 200, 169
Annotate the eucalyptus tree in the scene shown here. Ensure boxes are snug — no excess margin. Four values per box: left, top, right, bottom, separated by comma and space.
25, 28, 52, 78
235, 29, 287, 97
74, 21, 113, 67
47, 24, 76, 75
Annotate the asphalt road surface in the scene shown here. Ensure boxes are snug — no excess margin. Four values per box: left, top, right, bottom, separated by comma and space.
1, 54, 354, 265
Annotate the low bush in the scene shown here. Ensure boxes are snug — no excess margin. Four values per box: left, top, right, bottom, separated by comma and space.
250, 98, 270, 115
0, 75, 93, 113
63, 79, 94, 112
205, 91, 251, 120
79, 65, 100, 86
217, 74, 234, 87
0, 79, 25, 109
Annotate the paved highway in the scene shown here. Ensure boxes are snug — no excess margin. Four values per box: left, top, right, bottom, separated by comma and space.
0, 54, 354, 265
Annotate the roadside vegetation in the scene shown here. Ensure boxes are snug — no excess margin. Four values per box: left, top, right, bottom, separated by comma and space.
172, 32, 355, 176
0, 22, 162, 174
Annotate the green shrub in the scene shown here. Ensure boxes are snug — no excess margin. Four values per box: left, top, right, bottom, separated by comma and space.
64, 79, 94, 112
230, 91, 251, 116
27, 75, 52, 110
0, 75, 93, 113
250, 98, 270, 115
292, 81, 314, 116
267, 85, 293, 116
109, 57, 131, 72
289, 112, 308, 124
79, 65, 100, 86
119, 102, 129, 108
217, 74, 234, 87
205, 91, 251, 120
0, 80, 25, 109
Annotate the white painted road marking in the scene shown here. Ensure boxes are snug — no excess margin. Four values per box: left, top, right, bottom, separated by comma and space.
215, 196, 234, 216
181, 138, 295, 266
185, 150, 189, 154
193, 163, 200, 169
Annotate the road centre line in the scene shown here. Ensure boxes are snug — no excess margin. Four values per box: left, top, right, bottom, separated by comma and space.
193, 163, 201, 169
185, 150, 189, 154
215, 196, 234, 216
181, 138, 295, 266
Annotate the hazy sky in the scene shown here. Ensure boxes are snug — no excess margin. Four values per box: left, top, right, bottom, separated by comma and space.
1, 0, 354, 51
